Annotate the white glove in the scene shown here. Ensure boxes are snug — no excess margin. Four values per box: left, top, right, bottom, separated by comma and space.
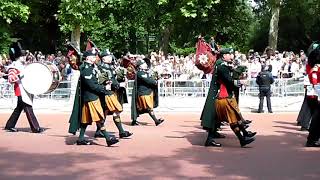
119, 82, 126, 88
105, 84, 111, 90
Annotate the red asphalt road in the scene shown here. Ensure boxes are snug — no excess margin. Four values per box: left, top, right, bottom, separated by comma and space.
0, 112, 319, 180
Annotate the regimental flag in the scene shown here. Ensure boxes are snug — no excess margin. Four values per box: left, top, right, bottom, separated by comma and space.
66, 43, 82, 70
195, 38, 217, 74
86, 39, 100, 60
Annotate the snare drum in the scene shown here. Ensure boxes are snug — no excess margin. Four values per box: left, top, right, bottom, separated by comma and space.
21, 62, 62, 95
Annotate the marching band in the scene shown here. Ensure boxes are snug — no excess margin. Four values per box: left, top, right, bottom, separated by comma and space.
2, 38, 320, 149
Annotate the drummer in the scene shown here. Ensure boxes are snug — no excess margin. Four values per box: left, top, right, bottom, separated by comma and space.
4, 41, 44, 133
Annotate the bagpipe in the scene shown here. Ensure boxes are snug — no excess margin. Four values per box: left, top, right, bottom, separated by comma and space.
232, 65, 248, 80
66, 42, 82, 70
121, 56, 136, 80
66, 38, 100, 71
195, 37, 217, 74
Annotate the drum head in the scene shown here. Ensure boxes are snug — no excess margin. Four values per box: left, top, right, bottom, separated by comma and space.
21, 63, 53, 95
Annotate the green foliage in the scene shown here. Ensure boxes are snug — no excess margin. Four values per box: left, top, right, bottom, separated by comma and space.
4, 0, 320, 56
0, 0, 30, 24
169, 42, 195, 55
58, 0, 104, 32
0, 0, 30, 54
0, 26, 14, 54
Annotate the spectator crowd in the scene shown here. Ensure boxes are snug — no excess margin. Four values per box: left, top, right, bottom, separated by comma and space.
0, 48, 307, 84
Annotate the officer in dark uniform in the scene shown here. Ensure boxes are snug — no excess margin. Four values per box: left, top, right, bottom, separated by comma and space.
68, 49, 119, 146
94, 50, 132, 138
131, 59, 164, 126
256, 65, 274, 113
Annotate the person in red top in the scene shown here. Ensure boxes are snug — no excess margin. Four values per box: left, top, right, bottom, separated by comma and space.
4, 41, 43, 133
201, 48, 256, 147
305, 42, 320, 147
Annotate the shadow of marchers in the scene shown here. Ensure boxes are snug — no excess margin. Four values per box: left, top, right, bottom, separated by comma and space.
273, 120, 299, 126
2, 127, 51, 133
0, 147, 115, 180
122, 121, 151, 126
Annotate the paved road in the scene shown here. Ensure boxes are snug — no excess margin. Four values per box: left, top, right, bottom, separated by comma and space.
0, 112, 319, 180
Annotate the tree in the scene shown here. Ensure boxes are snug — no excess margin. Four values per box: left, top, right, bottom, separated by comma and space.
0, 0, 30, 53
268, 0, 281, 50
58, 0, 105, 49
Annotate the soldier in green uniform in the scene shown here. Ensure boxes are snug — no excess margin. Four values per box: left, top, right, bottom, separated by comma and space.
94, 50, 133, 138
131, 58, 164, 126
200, 48, 256, 147
68, 49, 119, 146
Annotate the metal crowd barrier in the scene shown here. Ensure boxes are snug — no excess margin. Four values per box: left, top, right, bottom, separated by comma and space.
0, 78, 305, 101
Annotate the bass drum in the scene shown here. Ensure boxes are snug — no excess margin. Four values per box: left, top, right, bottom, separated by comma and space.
21, 62, 62, 95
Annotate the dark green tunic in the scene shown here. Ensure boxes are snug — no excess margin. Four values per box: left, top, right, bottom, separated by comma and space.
200, 58, 237, 130
131, 70, 159, 122
68, 62, 107, 134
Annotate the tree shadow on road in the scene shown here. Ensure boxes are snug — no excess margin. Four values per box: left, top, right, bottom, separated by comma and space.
0, 147, 115, 180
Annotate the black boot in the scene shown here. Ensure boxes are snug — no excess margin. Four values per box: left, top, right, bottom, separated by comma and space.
76, 139, 92, 145
106, 137, 119, 146
213, 131, 226, 138
95, 120, 105, 138
148, 110, 164, 126
131, 120, 140, 126
94, 130, 105, 138
4, 127, 19, 132
238, 123, 257, 138
155, 118, 164, 126
119, 131, 133, 138
306, 141, 320, 147
231, 124, 255, 147
204, 130, 222, 147
205, 139, 222, 147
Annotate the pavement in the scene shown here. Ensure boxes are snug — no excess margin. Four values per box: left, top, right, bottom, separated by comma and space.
0, 112, 319, 180
0, 95, 304, 114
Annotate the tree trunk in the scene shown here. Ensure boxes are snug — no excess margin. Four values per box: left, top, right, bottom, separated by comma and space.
71, 25, 81, 50
160, 24, 173, 57
268, 0, 281, 50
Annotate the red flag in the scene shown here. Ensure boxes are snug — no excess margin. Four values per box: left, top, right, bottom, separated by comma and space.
86, 39, 99, 52
86, 39, 100, 60
195, 38, 217, 74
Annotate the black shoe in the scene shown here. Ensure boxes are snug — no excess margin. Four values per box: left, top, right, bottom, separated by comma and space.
240, 137, 255, 147
33, 128, 44, 133
205, 139, 222, 147
245, 131, 257, 138
221, 122, 229, 126
94, 131, 105, 138
268, 111, 273, 113
131, 121, 140, 126
4, 127, 18, 132
106, 137, 119, 147
76, 139, 92, 145
155, 119, 164, 126
119, 131, 133, 138
300, 127, 309, 131
305, 141, 320, 147
213, 132, 226, 139
257, 110, 264, 113
243, 120, 252, 124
